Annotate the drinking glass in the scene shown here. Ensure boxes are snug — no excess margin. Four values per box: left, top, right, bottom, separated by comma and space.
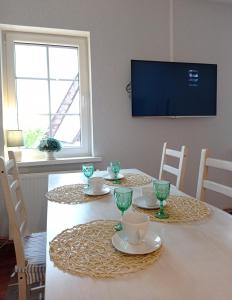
153, 180, 170, 219
82, 164, 94, 187
110, 160, 121, 183
114, 187, 133, 231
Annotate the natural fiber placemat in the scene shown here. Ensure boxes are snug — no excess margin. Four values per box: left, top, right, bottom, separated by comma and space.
104, 173, 152, 187
45, 184, 111, 204
49, 220, 163, 279
133, 195, 211, 223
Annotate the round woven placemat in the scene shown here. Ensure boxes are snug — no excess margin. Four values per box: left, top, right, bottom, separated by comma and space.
45, 184, 111, 204
104, 173, 152, 187
49, 220, 163, 279
133, 195, 210, 223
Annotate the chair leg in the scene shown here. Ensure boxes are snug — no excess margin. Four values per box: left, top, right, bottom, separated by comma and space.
18, 272, 28, 300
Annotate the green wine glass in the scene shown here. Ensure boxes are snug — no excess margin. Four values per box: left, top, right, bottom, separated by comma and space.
153, 180, 170, 219
82, 164, 94, 187
110, 160, 121, 183
114, 187, 133, 231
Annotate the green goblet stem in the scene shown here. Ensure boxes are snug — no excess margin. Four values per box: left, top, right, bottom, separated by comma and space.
160, 199, 164, 214
114, 210, 126, 231
114, 214, 123, 231
113, 173, 120, 184
113, 171, 122, 184
153, 180, 170, 219
155, 199, 169, 219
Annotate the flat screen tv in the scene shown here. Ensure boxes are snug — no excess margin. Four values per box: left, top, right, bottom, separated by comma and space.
131, 60, 217, 117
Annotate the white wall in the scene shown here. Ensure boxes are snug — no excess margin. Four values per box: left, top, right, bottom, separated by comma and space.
173, 0, 232, 206
0, 0, 232, 235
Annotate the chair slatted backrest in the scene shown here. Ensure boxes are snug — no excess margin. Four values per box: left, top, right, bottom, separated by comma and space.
196, 149, 232, 202
159, 142, 188, 190
0, 151, 29, 268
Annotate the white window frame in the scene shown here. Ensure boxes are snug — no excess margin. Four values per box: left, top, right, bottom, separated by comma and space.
2, 28, 93, 158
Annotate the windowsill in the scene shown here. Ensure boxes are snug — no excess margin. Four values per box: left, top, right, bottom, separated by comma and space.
18, 156, 102, 174
18, 156, 102, 167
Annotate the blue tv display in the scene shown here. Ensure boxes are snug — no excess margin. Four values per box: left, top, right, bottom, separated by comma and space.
131, 60, 217, 117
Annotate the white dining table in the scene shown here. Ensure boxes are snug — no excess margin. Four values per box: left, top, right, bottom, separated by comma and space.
45, 169, 232, 300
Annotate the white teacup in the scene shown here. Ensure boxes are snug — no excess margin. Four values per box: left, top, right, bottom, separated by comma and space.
107, 166, 115, 178
88, 177, 104, 192
142, 187, 157, 207
122, 212, 149, 245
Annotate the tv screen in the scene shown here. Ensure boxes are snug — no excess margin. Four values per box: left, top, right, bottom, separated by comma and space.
131, 60, 217, 117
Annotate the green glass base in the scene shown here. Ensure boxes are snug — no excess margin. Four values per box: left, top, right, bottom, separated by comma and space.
114, 223, 123, 231
113, 179, 121, 184
155, 210, 169, 219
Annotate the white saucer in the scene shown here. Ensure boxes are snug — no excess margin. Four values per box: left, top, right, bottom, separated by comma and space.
112, 231, 161, 255
133, 196, 166, 210
84, 187, 111, 196
104, 173, 124, 181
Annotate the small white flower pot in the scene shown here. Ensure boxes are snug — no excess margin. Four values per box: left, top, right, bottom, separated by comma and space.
47, 151, 55, 160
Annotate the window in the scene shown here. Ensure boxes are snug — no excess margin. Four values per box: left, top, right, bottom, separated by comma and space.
2, 29, 92, 157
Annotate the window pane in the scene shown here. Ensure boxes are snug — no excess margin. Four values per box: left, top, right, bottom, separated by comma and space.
15, 44, 47, 78
17, 79, 49, 115
49, 46, 79, 80
53, 115, 80, 146
18, 115, 49, 148
7, 34, 90, 153
50, 80, 80, 114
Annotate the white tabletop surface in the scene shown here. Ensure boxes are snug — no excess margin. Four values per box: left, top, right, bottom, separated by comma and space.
45, 169, 232, 300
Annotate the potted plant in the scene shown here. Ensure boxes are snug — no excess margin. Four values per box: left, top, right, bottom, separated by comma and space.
38, 137, 62, 160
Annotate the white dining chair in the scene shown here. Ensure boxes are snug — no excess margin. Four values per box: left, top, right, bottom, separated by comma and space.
196, 149, 232, 202
159, 142, 188, 190
0, 151, 46, 300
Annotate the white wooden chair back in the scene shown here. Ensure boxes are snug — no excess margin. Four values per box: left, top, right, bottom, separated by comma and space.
159, 142, 188, 190
196, 149, 232, 202
0, 151, 29, 269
